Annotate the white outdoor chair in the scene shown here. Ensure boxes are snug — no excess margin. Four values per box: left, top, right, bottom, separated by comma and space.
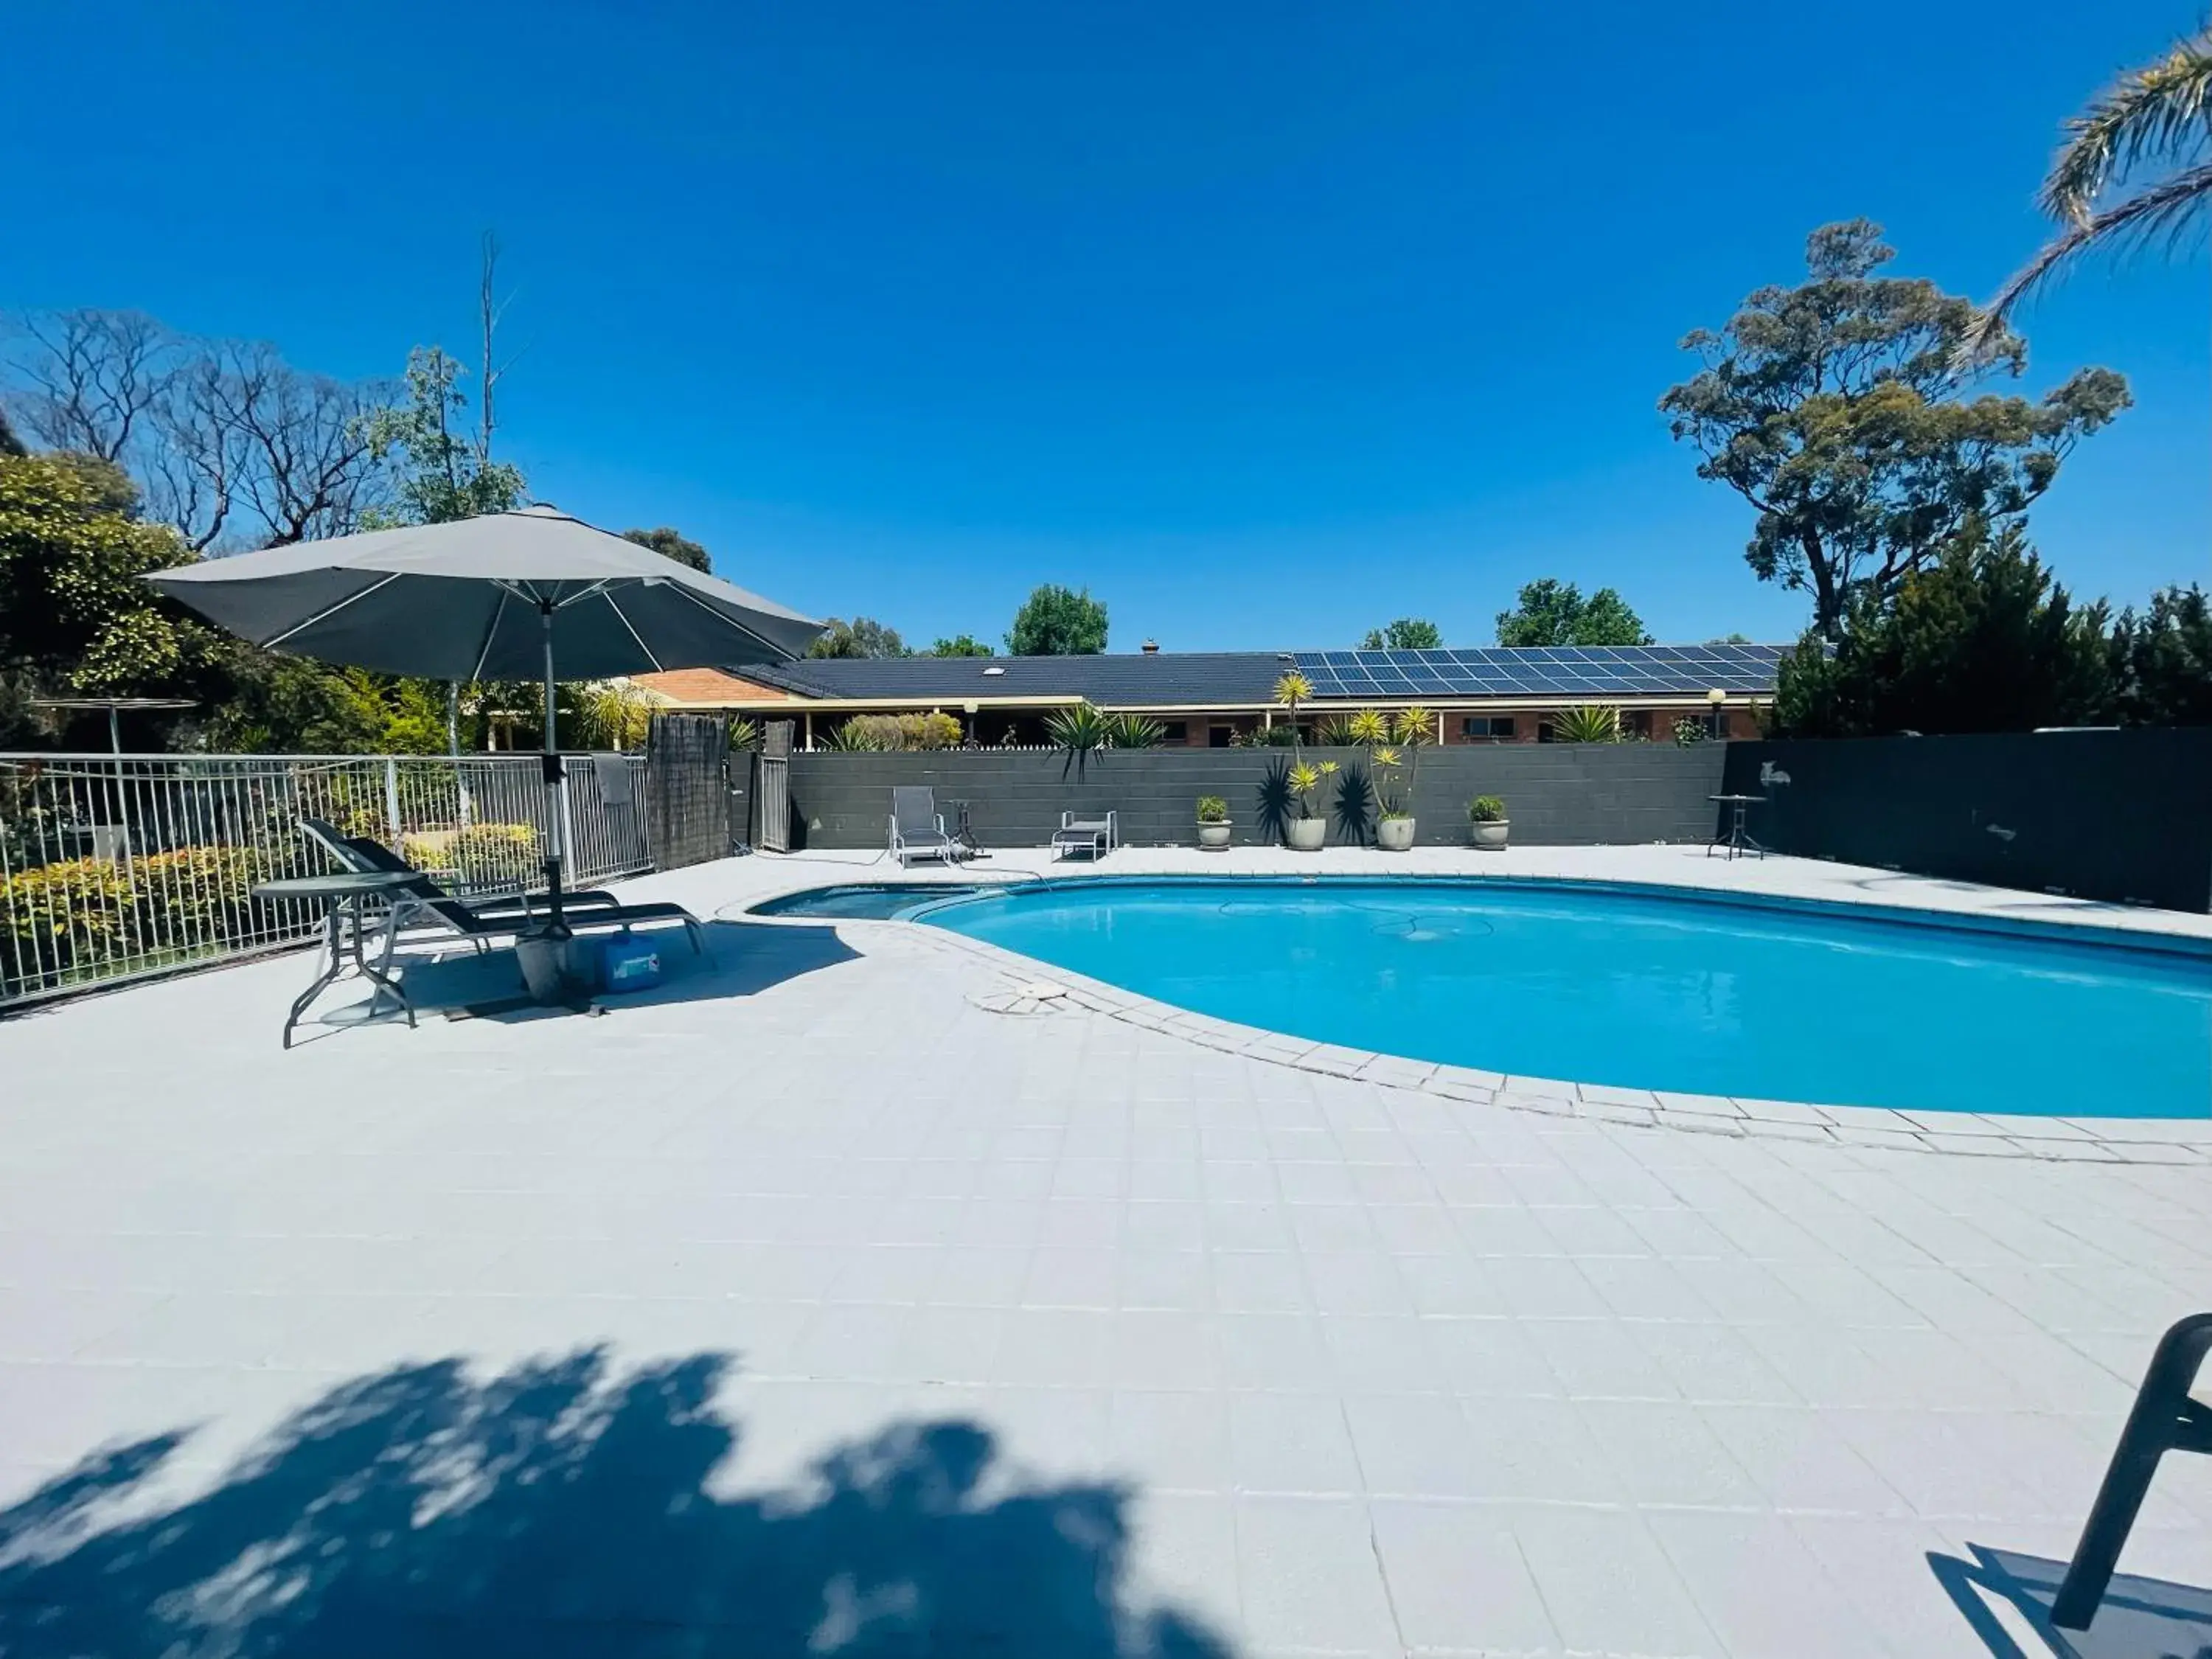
889, 787, 959, 866
1052, 810, 1116, 860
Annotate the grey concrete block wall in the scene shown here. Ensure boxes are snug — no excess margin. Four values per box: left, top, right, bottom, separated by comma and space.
785, 744, 1728, 849
1725, 729, 2212, 911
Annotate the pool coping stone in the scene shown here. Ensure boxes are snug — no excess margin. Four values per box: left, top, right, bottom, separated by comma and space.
744, 862, 2212, 1164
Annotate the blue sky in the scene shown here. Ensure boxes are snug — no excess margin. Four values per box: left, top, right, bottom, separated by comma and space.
5, 1, 2205, 650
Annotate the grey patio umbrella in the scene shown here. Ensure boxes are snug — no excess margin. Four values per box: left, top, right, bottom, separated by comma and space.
147, 504, 821, 925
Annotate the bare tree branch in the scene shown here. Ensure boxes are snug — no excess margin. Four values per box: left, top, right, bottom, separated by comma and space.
5, 308, 398, 551
4, 309, 173, 462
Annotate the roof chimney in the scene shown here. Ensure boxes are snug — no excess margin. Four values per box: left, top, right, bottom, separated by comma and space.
1141, 639, 1159, 655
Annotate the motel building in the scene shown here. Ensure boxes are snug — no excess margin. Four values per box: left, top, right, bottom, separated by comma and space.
629, 642, 1784, 749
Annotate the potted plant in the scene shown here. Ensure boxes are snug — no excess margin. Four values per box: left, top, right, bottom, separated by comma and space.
1285, 759, 1336, 849
1367, 709, 1432, 849
1196, 795, 1232, 849
1468, 794, 1509, 849
1371, 747, 1415, 851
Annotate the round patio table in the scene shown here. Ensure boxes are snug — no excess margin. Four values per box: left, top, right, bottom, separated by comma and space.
1706, 794, 1769, 861
253, 870, 428, 1048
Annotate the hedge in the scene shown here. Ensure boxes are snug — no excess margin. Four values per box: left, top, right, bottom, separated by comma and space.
2, 844, 272, 990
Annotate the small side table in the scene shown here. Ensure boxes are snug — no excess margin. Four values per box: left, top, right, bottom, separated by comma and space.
1707, 794, 1769, 860
254, 871, 429, 1048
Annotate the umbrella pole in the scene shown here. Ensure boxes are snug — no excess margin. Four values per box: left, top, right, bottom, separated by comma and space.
540, 600, 568, 932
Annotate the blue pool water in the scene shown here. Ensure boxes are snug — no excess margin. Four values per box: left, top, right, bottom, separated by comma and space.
877, 877, 2212, 1119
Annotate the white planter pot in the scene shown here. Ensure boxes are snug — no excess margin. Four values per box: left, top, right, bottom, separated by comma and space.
1197, 821, 1232, 849
1374, 817, 1416, 852
1285, 818, 1327, 852
1470, 819, 1509, 849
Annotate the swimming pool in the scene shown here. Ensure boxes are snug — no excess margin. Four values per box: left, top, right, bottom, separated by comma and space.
767, 877, 2212, 1119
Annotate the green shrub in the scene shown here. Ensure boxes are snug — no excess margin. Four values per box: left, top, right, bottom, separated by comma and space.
1196, 795, 1229, 824
826, 711, 963, 751
1467, 795, 1506, 823
400, 821, 540, 889
905, 711, 964, 750
2, 844, 269, 990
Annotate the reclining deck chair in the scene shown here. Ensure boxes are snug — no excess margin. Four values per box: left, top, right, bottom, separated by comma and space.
298, 818, 706, 955
888, 787, 959, 866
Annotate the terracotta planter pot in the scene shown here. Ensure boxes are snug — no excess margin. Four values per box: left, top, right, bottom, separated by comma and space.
1470, 818, 1509, 849
1375, 817, 1416, 852
1285, 818, 1327, 851
1197, 821, 1232, 849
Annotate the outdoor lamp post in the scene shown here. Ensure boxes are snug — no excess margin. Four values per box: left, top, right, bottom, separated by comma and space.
1706, 686, 1725, 737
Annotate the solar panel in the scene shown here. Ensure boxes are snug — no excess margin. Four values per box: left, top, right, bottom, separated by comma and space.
1293, 644, 1784, 699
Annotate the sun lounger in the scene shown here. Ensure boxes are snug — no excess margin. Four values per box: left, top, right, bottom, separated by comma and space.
1052, 810, 1116, 860
889, 787, 959, 866
298, 818, 622, 918
296, 818, 706, 955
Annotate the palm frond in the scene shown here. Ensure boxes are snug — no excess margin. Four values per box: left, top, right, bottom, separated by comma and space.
1966, 159, 2212, 356
2042, 34, 2212, 224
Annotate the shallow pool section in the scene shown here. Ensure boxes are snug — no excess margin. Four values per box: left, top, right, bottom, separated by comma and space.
751, 883, 994, 922
902, 877, 2212, 1119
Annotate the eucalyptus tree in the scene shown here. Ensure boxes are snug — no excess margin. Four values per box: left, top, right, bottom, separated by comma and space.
1661, 220, 2127, 636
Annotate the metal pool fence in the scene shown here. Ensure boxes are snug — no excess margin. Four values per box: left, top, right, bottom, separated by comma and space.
0, 751, 651, 1006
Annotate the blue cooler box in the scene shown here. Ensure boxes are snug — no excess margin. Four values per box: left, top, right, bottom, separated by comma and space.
595, 930, 664, 994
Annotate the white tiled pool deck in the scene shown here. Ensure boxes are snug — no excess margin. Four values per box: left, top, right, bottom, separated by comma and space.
2, 844, 2209, 1657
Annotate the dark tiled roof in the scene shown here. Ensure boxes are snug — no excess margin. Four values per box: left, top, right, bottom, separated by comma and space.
737, 645, 1787, 706
738, 652, 1290, 708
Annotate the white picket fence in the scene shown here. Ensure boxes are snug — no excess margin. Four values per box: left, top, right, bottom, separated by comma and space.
0, 751, 651, 1006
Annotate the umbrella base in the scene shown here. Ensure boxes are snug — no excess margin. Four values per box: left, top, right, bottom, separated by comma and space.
514, 928, 580, 1004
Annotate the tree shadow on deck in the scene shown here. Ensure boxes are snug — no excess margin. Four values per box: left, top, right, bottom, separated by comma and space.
0, 1347, 1230, 1658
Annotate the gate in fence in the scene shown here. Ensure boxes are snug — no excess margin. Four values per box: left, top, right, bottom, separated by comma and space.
757, 720, 793, 853
643, 714, 731, 871
1, 750, 650, 1007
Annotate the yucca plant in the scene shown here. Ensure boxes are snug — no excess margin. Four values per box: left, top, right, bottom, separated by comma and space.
1349, 707, 1391, 745
1313, 714, 1362, 747
1390, 706, 1436, 747
727, 716, 762, 752
824, 716, 888, 751
1286, 758, 1338, 819
1371, 746, 1413, 821
1272, 671, 1313, 741
1551, 704, 1622, 744
1104, 711, 1165, 749
1046, 701, 1113, 754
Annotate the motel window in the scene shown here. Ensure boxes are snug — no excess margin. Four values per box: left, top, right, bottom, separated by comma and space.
1161, 720, 1189, 745
1461, 716, 1516, 741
